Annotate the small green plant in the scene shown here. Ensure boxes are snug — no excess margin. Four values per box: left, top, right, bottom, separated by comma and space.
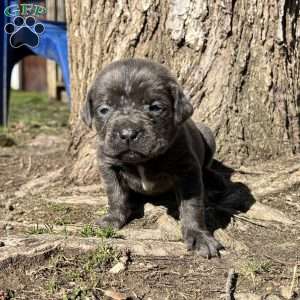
239, 258, 272, 287
47, 276, 58, 294
27, 223, 54, 235
80, 224, 94, 237
64, 269, 82, 282
80, 224, 118, 238
240, 259, 271, 276
84, 243, 118, 271
62, 287, 89, 300
95, 207, 108, 216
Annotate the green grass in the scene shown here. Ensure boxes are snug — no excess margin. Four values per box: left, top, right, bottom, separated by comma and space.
46, 276, 58, 294
48, 244, 119, 295
0, 90, 69, 134
95, 207, 108, 216
44, 245, 120, 299
84, 244, 118, 272
239, 259, 272, 277
80, 224, 119, 239
62, 287, 89, 300
239, 258, 272, 287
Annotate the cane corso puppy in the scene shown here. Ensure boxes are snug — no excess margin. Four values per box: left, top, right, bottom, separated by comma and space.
82, 58, 224, 258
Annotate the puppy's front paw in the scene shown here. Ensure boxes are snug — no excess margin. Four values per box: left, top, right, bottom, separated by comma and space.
95, 214, 126, 229
183, 228, 224, 258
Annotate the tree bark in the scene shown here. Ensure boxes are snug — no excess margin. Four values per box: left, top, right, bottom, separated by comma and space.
65, 0, 300, 183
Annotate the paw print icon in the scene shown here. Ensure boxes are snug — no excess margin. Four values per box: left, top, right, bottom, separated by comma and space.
4, 16, 45, 48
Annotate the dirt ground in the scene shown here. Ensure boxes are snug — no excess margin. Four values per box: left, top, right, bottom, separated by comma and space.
0, 92, 299, 300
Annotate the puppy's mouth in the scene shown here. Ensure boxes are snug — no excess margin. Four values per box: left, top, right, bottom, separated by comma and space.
119, 150, 146, 162
104, 149, 147, 163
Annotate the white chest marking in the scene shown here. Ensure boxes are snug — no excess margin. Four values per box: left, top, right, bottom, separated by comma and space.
137, 166, 155, 192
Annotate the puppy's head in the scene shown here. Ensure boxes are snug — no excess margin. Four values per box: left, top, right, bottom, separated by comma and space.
82, 58, 193, 163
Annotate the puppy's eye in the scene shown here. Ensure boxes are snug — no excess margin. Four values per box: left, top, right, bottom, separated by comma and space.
96, 105, 111, 116
149, 102, 163, 113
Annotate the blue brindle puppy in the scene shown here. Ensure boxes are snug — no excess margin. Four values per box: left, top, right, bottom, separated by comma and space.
82, 58, 224, 258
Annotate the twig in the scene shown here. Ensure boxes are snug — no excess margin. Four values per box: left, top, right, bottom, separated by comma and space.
263, 254, 288, 266
216, 206, 268, 228
234, 169, 266, 175
26, 156, 32, 175
131, 291, 140, 300
225, 268, 237, 300
289, 263, 298, 297
232, 214, 268, 228
19, 157, 24, 169
179, 292, 189, 300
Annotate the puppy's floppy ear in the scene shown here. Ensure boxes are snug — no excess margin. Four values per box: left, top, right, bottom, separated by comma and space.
171, 82, 194, 125
81, 87, 94, 128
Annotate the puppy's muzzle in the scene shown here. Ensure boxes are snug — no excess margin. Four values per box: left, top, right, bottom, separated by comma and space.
104, 117, 154, 162
112, 118, 144, 146
117, 127, 142, 143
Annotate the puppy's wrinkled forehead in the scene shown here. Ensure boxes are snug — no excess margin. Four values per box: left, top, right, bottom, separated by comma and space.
93, 59, 175, 103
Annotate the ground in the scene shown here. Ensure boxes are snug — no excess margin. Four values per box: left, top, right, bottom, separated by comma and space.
0, 91, 299, 300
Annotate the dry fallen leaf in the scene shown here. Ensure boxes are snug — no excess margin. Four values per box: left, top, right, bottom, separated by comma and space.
109, 261, 126, 274
104, 289, 127, 300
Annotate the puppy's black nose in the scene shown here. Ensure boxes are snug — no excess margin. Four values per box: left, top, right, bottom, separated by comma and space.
118, 128, 140, 141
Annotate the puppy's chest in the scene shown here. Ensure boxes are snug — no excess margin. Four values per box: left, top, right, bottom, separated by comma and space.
120, 165, 174, 195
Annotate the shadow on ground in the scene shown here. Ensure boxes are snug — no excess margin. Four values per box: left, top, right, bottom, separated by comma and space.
205, 159, 256, 232
122, 159, 256, 235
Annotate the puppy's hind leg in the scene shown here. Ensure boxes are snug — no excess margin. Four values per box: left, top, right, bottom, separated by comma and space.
203, 167, 227, 192
195, 122, 216, 168
196, 123, 228, 199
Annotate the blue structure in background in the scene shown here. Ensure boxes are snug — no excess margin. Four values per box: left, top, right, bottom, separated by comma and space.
0, 0, 70, 126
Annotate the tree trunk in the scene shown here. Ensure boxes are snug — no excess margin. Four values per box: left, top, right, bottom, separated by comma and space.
65, 0, 300, 183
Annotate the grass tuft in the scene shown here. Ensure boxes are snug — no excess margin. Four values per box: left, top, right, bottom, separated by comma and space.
84, 243, 118, 271
240, 259, 272, 277
239, 258, 272, 287
80, 224, 118, 238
